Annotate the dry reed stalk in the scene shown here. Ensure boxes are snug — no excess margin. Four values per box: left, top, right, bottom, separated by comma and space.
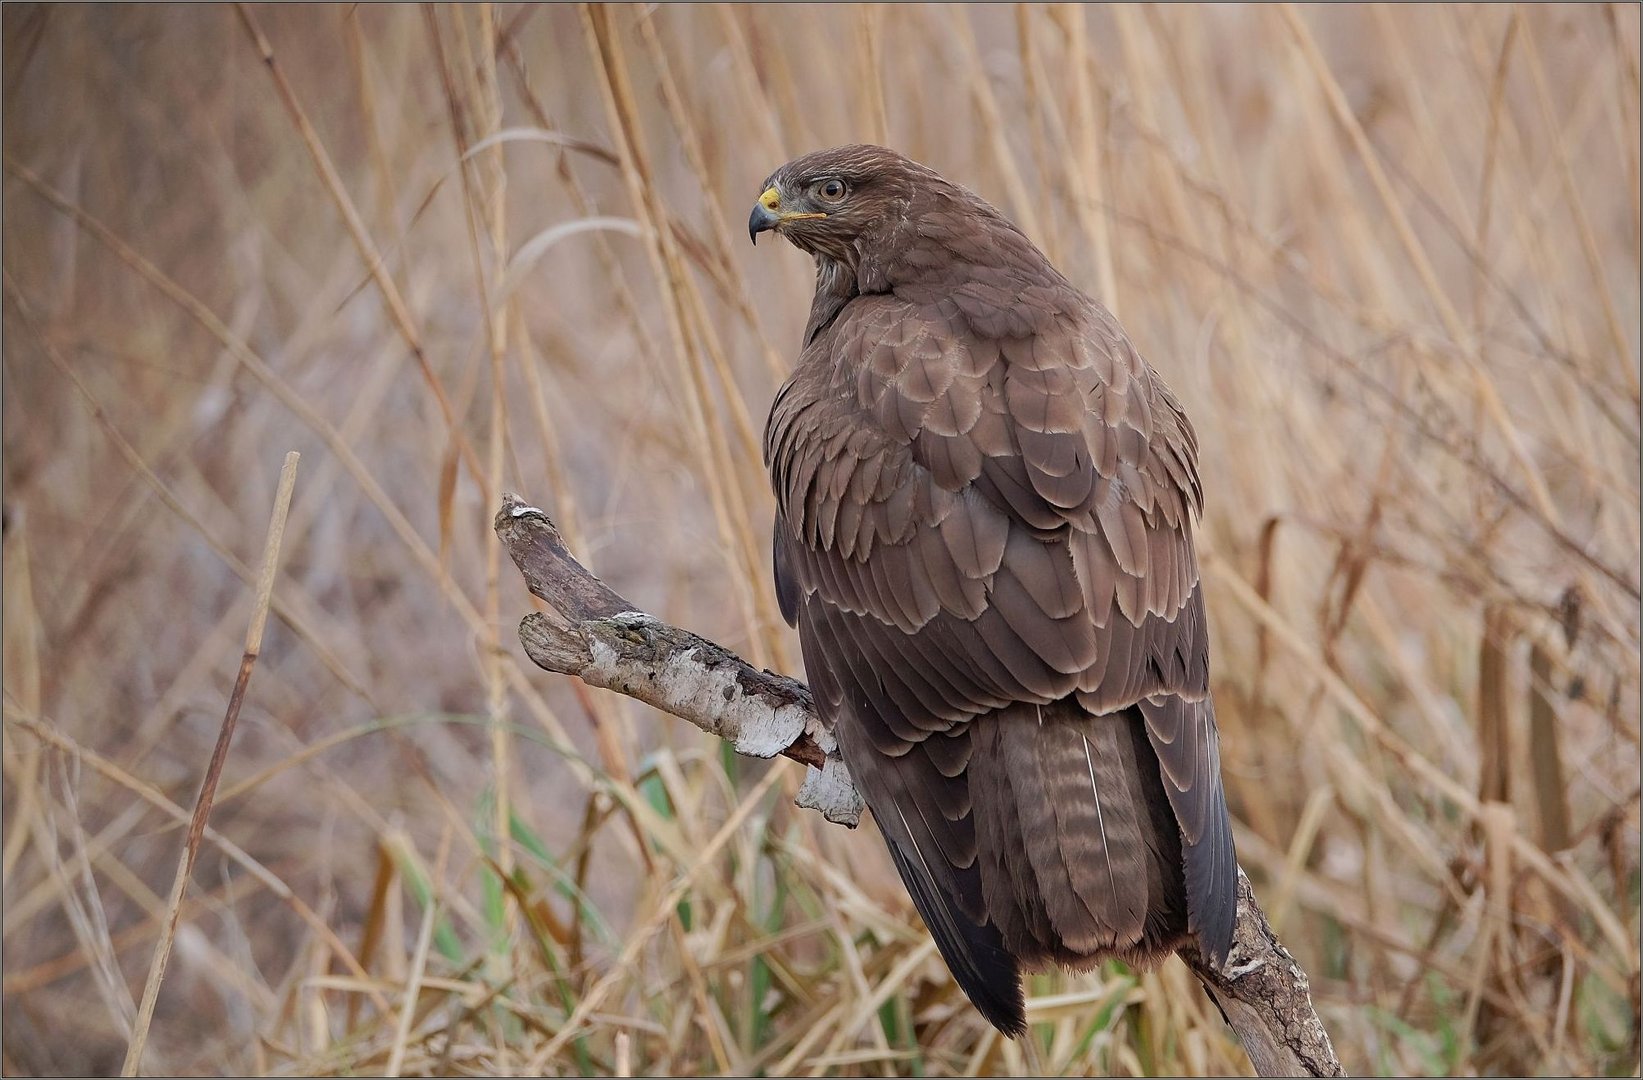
1527, 638, 1573, 854
949, 12, 1045, 245
1111, 7, 1205, 300
4, 272, 371, 708
526, 764, 788, 1070
1012, 7, 1060, 268
121, 451, 299, 1075
497, 27, 772, 1036
1458, 11, 1636, 399
1610, 10, 1643, 246
2, 867, 266, 1000
1473, 10, 1519, 340
2, 164, 483, 619
1055, 6, 1123, 312
0, 513, 44, 884
9, 159, 623, 833
1449, 11, 1612, 388
819, 938, 940, 1065
2, 801, 145, 946
1204, 551, 1635, 967
426, 0, 521, 950
501, 41, 668, 402
232, 4, 485, 489
1477, 606, 1513, 807
714, 5, 793, 162
473, 156, 742, 1080
7, 677, 391, 1021
854, 5, 889, 148
62, 804, 275, 1018
29, 773, 136, 1037
634, 10, 791, 384
342, 6, 401, 240
579, 3, 773, 666
384, 825, 450, 1077
1371, 8, 1478, 234
1101, 179, 1639, 603
1517, 12, 1639, 397
347, 841, 398, 1031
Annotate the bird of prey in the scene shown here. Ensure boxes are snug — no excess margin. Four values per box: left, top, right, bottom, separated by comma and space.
750, 145, 1235, 1037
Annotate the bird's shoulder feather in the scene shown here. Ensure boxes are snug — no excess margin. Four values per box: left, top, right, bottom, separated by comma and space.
765, 281, 1234, 968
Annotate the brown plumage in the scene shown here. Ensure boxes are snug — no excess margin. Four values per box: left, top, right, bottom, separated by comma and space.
752, 145, 1235, 1037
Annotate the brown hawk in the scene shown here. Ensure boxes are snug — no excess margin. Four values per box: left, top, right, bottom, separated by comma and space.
750, 144, 1235, 1036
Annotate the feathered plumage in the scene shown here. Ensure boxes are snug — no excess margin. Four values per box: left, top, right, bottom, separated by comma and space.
754, 145, 1236, 1037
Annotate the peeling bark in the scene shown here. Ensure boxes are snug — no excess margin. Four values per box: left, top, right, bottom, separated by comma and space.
496, 493, 1343, 1076
1184, 873, 1344, 1076
497, 496, 861, 826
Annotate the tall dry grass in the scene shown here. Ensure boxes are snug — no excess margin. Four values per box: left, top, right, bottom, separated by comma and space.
1, 4, 1638, 1075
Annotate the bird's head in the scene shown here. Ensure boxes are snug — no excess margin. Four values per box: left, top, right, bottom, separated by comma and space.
748, 145, 1051, 316
748, 144, 926, 267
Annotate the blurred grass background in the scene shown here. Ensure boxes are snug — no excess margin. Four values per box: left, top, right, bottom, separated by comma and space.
1, 3, 1638, 1075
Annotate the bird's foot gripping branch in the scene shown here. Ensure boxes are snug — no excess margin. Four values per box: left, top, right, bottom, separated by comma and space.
496, 493, 1342, 1077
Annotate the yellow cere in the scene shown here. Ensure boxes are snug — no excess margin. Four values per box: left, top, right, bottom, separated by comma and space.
759, 186, 782, 211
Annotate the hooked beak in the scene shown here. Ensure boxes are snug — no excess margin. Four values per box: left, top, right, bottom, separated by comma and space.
749, 185, 825, 245
749, 194, 780, 244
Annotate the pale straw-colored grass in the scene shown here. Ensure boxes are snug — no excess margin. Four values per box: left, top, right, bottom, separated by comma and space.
2, 5, 1636, 1075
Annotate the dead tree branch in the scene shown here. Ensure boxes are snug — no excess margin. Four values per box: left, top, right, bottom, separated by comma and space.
496, 493, 1343, 1077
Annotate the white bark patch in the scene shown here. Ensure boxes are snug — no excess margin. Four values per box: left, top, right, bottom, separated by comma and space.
584, 639, 808, 758
798, 757, 863, 827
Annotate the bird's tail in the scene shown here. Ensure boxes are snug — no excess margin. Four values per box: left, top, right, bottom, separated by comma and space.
966, 699, 1191, 970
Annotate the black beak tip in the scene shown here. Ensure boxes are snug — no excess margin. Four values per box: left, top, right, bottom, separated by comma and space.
749, 203, 779, 246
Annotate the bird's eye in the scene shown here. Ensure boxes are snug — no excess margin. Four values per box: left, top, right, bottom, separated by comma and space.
816, 178, 847, 202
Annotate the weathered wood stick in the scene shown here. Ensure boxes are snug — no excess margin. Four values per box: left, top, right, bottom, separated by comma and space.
495, 493, 1342, 1076
495, 494, 861, 826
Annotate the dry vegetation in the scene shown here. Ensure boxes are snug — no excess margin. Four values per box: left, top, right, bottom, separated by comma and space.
2, 4, 1638, 1076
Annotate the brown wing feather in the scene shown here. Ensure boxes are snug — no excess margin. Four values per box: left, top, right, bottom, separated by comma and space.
796, 590, 1025, 1035
766, 213, 1236, 1031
